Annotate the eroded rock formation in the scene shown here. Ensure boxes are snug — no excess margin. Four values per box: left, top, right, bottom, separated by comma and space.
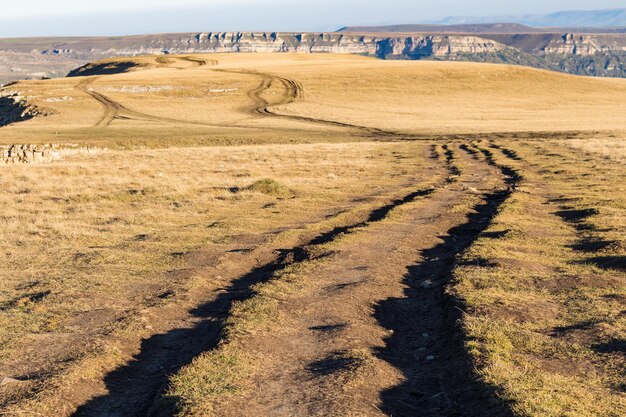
0, 144, 62, 164
0, 92, 51, 127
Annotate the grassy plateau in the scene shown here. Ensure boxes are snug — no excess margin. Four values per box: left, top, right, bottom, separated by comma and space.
0, 53, 624, 417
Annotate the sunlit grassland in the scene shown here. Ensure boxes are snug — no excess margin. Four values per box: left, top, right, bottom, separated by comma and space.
0, 141, 429, 391
453, 140, 626, 417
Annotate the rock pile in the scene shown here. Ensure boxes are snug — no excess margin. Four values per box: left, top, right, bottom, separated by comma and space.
1, 144, 62, 164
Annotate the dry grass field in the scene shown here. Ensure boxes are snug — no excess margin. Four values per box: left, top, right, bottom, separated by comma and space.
0, 53, 624, 417
3, 53, 626, 146
453, 141, 626, 416
565, 135, 626, 163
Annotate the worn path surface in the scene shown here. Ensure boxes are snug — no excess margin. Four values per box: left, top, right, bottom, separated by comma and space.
215, 68, 400, 138
212, 145, 515, 416
55, 146, 448, 417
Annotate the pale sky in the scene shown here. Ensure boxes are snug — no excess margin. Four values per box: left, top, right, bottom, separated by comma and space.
0, 0, 624, 36
3, 0, 253, 18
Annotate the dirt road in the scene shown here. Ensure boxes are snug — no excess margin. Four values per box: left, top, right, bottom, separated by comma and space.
56, 145, 464, 417
73, 59, 401, 137
63, 142, 518, 417
54, 126, 517, 417
202, 144, 516, 416
215, 68, 400, 138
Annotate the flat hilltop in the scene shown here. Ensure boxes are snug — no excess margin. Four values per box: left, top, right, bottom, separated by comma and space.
0, 53, 625, 417
2, 53, 626, 147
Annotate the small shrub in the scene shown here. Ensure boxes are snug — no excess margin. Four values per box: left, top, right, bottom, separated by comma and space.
246, 178, 294, 199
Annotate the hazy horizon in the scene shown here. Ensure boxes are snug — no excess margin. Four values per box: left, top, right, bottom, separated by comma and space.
1, 0, 625, 37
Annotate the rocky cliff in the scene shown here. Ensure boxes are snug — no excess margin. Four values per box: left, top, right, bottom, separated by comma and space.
484, 33, 626, 77
1, 31, 626, 82
33, 32, 510, 59
0, 90, 51, 127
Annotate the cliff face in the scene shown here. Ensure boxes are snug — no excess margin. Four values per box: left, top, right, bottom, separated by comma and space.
537, 34, 626, 55
485, 33, 626, 77
188, 32, 378, 54
376, 35, 506, 58
45, 32, 507, 59
1, 31, 626, 83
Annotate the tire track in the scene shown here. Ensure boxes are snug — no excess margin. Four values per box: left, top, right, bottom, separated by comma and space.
58, 148, 450, 417
76, 57, 220, 127
156, 56, 218, 69
179, 56, 218, 67
76, 78, 118, 127
76, 76, 225, 128
374, 144, 519, 417
214, 68, 400, 138
165, 145, 516, 416
155, 56, 174, 67
76, 60, 401, 137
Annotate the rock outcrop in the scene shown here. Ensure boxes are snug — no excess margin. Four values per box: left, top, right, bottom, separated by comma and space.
0, 144, 95, 164
0, 144, 61, 164
53, 32, 509, 59
513, 33, 626, 56
0, 92, 51, 127
485, 33, 626, 77
382, 35, 506, 58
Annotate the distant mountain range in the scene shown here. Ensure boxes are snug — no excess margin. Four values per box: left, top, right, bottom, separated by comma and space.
432, 8, 626, 27
337, 23, 626, 34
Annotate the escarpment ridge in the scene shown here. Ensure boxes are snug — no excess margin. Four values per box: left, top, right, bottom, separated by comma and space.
1, 30, 626, 84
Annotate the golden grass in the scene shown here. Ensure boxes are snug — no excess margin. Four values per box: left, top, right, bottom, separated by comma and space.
167, 260, 319, 417
166, 174, 444, 417
453, 140, 626, 416
2, 53, 626, 148
0, 141, 430, 404
564, 135, 626, 163
248, 55, 626, 134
